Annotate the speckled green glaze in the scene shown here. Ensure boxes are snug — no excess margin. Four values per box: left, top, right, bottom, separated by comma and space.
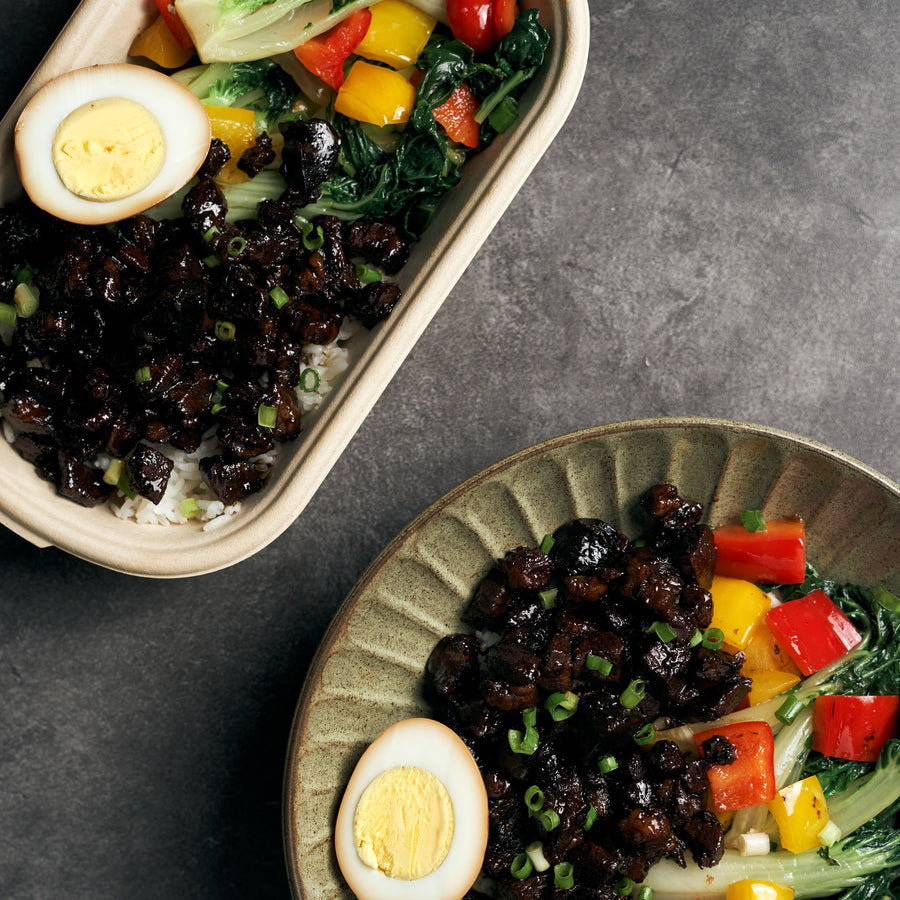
282, 417, 900, 899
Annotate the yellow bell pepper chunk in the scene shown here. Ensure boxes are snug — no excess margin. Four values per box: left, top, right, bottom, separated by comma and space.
129, 14, 195, 70
335, 60, 416, 126
746, 669, 801, 706
205, 106, 257, 184
710, 575, 771, 651
726, 880, 794, 900
355, 0, 437, 68
767, 775, 830, 853
741, 621, 802, 676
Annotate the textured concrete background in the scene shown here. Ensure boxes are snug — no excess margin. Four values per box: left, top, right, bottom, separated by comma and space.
1, 1, 898, 898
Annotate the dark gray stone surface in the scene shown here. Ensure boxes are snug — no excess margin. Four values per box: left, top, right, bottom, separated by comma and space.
1, 1, 897, 898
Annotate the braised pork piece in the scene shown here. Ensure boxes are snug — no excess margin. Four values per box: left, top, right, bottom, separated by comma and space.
0, 122, 409, 508
425, 485, 751, 899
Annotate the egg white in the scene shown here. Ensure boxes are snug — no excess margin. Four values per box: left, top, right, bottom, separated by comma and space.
334, 718, 488, 900
14, 63, 211, 225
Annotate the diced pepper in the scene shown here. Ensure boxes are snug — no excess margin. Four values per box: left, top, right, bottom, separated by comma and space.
767, 775, 830, 853
740, 622, 802, 676
334, 60, 416, 126
765, 590, 863, 677
812, 695, 899, 762
129, 14, 195, 69
355, 0, 437, 68
747, 669, 801, 706
710, 576, 772, 651
205, 106, 257, 183
433, 81, 481, 148
155, 0, 194, 50
694, 721, 776, 812
726, 880, 794, 900
293, 9, 372, 92
713, 516, 806, 585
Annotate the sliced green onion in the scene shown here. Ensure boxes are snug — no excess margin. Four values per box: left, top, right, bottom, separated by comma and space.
202, 254, 220, 268
299, 367, 320, 393
12, 262, 34, 284
539, 534, 555, 554
102, 458, 124, 486
180, 498, 201, 519
508, 726, 539, 756
637, 886, 654, 900
117, 467, 136, 500
619, 678, 646, 709
537, 808, 560, 831
817, 820, 842, 848
203, 225, 221, 243
355, 263, 382, 284
524, 785, 544, 813
0, 302, 17, 326
545, 690, 579, 722
510, 852, 533, 880
135, 366, 152, 385
702, 627, 725, 650
211, 402, 226, 415
522, 706, 537, 728
539, 588, 558, 610
257, 404, 278, 429
13, 282, 39, 317
741, 509, 767, 532
214, 320, 236, 341
554, 862, 574, 890
585, 653, 613, 675
615, 877, 634, 897
598, 754, 618, 774
689, 628, 703, 647
227, 236, 246, 257
775, 693, 805, 725
634, 723, 656, 745
216, 380, 229, 394
269, 286, 290, 309
583, 804, 597, 831
646, 620, 677, 643
525, 840, 550, 872
302, 221, 324, 250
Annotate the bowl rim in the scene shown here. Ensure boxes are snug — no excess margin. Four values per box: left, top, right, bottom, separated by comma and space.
280, 414, 900, 896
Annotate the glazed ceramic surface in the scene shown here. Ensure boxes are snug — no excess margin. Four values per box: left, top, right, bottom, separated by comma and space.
0, 0, 590, 577
283, 417, 900, 899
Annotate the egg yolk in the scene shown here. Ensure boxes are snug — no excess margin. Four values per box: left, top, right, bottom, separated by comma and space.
51, 97, 166, 202
352, 765, 454, 880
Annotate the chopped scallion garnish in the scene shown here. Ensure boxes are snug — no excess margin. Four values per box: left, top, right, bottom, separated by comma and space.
203, 225, 221, 243
634, 723, 655, 745
646, 620, 677, 643
637, 886, 654, 900
619, 678, 646, 709
355, 263, 382, 284
524, 785, 544, 813
12, 262, 34, 284
615, 877, 635, 897
302, 221, 324, 251
598, 754, 618, 774
13, 282, 38, 317
227, 236, 246, 257
135, 366, 152, 385
0, 302, 17, 326
689, 628, 703, 647
214, 320, 236, 341
553, 861, 574, 889
269, 286, 290, 309
583, 804, 597, 831
299, 367, 320, 393
539, 534, 555, 554
102, 458, 124, 486
775, 693, 804, 725
585, 653, 613, 675
202, 254, 220, 268
701, 627, 725, 650
257, 404, 278, 429
525, 840, 550, 872
180, 498, 201, 519
537, 808, 560, 831
539, 588, 557, 610
510, 852, 532, 880
545, 690, 579, 722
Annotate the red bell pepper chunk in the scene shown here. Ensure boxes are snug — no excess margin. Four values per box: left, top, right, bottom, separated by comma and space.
155, 0, 194, 50
293, 9, 372, 92
765, 589, 863, 677
713, 516, 806, 585
433, 82, 481, 148
812, 695, 899, 762
694, 721, 776, 812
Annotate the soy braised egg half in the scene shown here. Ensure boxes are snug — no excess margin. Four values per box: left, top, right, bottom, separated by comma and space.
334, 718, 488, 900
14, 63, 211, 225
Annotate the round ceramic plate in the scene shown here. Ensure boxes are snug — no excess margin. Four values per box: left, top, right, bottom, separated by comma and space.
282, 417, 900, 899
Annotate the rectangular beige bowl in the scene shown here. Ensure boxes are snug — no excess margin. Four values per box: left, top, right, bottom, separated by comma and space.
0, 0, 590, 578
